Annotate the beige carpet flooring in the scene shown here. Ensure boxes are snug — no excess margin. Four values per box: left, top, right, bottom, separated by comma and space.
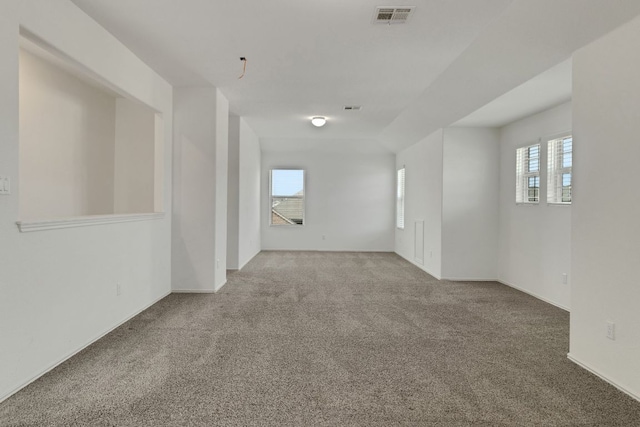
1, 251, 640, 426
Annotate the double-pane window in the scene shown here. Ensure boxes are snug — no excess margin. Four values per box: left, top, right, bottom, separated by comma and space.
516, 144, 540, 204
397, 168, 405, 229
547, 136, 572, 204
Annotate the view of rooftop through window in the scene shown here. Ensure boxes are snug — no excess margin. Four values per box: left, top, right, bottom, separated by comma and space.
270, 169, 304, 225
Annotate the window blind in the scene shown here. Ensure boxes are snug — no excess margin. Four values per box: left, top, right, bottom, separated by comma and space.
547, 136, 572, 204
397, 168, 405, 229
516, 143, 540, 204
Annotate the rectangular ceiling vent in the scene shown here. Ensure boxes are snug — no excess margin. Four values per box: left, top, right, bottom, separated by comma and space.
343, 106, 362, 111
373, 6, 415, 24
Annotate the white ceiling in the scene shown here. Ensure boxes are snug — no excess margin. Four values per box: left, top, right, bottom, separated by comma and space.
70, 0, 640, 153
454, 59, 572, 128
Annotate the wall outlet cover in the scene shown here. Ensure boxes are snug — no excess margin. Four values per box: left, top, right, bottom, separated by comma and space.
606, 321, 615, 340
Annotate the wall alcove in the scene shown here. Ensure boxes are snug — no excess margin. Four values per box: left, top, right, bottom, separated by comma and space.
17, 32, 164, 231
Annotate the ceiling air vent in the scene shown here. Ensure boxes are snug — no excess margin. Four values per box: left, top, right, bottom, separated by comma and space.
343, 106, 362, 111
373, 6, 415, 24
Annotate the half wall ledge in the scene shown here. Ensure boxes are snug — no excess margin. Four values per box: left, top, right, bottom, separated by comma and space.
16, 212, 165, 233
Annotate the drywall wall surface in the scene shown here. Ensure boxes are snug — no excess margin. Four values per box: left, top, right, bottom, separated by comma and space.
261, 144, 395, 251
114, 97, 155, 214
228, 115, 261, 270
227, 114, 240, 269
442, 127, 499, 280
497, 101, 572, 310
0, 0, 172, 403
214, 89, 229, 290
395, 130, 443, 278
19, 48, 116, 219
172, 87, 228, 291
570, 15, 640, 400
237, 117, 261, 269
172, 86, 217, 292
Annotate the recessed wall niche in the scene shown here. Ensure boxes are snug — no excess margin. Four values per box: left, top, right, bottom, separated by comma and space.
18, 34, 163, 222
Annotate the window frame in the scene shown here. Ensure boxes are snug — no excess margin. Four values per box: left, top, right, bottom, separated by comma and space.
269, 168, 305, 227
397, 167, 405, 229
547, 135, 573, 205
516, 143, 541, 204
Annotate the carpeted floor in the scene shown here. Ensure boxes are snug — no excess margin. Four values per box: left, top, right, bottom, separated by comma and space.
2, 251, 640, 426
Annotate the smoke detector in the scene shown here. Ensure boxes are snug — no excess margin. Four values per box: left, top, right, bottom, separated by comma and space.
373, 6, 415, 24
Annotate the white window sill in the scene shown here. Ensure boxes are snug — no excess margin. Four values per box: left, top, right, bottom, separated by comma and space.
16, 212, 165, 233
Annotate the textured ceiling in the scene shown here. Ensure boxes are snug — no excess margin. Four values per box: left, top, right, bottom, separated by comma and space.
71, 0, 640, 152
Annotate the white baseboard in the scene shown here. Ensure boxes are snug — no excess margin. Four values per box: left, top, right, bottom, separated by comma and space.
443, 277, 499, 282
174, 250, 260, 293
261, 248, 394, 253
497, 279, 570, 312
0, 290, 171, 404
567, 353, 640, 403
214, 280, 226, 292
394, 251, 442, 280
237, 249, 261, 271
172, 280, 227, 294
172, 289, 215, 294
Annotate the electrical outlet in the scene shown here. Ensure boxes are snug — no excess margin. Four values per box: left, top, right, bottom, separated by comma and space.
216, 259, 220, 269
322, 234, 326, 240
606, 321, 615, 340
430, 251, 433, 258
0, 176, 10, 195
116, 283, 122, 296
562, 273, 568, 284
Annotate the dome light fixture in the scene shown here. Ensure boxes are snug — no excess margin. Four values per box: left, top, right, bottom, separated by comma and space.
311, 116, 327, 127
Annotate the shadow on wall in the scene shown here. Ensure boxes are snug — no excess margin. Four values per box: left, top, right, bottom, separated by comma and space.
172, 135, 217, 292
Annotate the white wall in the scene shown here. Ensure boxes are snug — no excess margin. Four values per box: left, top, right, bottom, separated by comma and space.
172, 87, 228, 292
114, 97, 155, 214
228, 114, 261, 269
497, 102, 572, 310
396, 128, 498, 280
237, 117, 261, 267
172, 87, 217, 292
442, 127, 499, 280
570, 15, 640, 400
261, 140, 394, 251
227, 114, 241, 269
214, 90, 228, 289
0, 0, 173, 403
395, 130, 443, 278
19, 48, 116, 219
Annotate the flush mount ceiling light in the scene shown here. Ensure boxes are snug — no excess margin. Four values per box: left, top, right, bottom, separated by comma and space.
311, 116, 327, 127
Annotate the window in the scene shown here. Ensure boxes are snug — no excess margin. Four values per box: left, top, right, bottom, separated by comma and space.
397, 167, 405, 229
270, 169, 304, 226
516, 143, 540, 204
547, 135, 573, 204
